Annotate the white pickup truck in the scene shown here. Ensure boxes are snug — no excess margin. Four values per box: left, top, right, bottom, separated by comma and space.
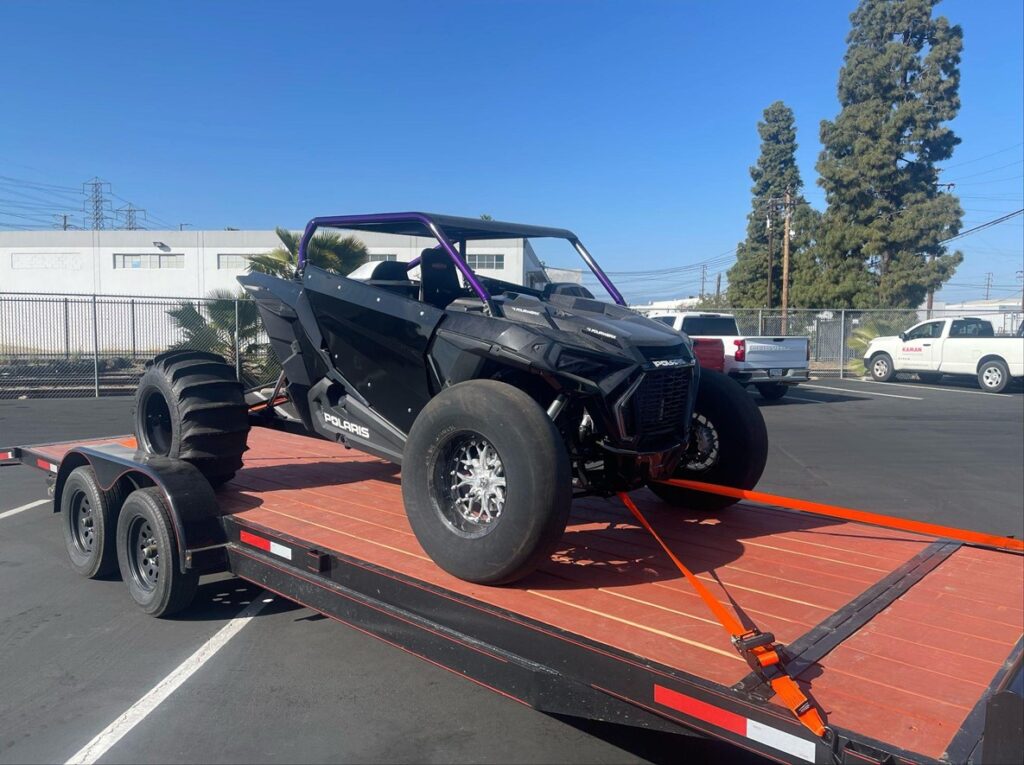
649, 311, 810, 400
863, 316, 1024, 393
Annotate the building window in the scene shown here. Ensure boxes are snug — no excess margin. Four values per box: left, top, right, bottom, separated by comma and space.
217, 253, 254, 270
466, 253, 504, 270
366, 253, 397, 262
113, 254, 184, 269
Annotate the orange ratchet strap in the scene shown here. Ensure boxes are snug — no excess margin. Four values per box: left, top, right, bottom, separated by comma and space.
617, 492, 829, 740
658, 479, 1024, 554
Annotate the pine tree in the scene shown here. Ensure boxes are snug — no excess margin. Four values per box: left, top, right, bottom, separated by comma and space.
727, 102, 818, 308
810, 0, 964, 308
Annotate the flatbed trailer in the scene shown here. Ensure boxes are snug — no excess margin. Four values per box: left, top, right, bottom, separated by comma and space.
2, 427, 1022, 765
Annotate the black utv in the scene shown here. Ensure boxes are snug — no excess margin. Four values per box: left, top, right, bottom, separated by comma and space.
133, 213, 767, 585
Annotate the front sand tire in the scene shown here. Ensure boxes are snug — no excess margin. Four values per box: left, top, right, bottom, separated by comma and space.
402, 380, 571, 585
647, 369, 768, 512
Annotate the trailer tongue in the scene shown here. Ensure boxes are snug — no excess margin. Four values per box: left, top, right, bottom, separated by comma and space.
3, 429, 1022, 765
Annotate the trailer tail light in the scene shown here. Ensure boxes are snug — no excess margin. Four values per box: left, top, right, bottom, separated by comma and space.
733, 339, 746, 362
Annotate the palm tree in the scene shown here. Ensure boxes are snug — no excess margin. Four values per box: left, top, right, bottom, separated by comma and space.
166, 289, 265, 384
247, 227, 369, 278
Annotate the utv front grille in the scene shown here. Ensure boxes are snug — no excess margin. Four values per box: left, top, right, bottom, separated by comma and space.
633, 367, 691, 436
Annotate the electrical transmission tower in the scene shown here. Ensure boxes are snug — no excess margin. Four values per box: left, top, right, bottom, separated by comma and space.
116, 203, 146, 230
83, 177, 112, 229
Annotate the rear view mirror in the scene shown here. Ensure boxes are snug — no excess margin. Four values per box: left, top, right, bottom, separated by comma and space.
898, 332, 907, 341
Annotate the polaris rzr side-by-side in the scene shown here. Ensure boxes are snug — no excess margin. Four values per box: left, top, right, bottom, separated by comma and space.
133, 213, 768, 584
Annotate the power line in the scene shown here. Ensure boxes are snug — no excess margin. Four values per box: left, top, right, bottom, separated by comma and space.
942, 209, 1024, 244
941, 142, 1023, 171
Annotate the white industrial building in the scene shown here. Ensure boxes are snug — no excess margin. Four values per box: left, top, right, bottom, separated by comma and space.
0, 229, 567, 297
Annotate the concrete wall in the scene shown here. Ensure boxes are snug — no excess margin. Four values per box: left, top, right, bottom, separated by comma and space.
0, 230, 530, 297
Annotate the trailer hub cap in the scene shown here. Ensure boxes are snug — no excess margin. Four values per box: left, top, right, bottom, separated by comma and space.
440, 435, 506, 531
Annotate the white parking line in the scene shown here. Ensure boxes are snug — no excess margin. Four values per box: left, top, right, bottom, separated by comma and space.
803, 383, 923, 401
786, 395, 829, 404
64, 595, 272, 765
843, 377, 1012, 398
0, 498, 49, 520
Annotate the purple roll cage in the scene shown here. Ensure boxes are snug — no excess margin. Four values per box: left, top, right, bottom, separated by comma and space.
296, 212, 626, 307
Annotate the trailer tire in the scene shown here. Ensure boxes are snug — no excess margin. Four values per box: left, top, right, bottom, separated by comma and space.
978, 358, 1009, 394
402, 380, 572, 585
134, 350, 249, 488
116, 487, 198, 617
647, 369, 768, 512
869, 353, 895, 382
755, 382, 788, 400
61, 465, 127, 578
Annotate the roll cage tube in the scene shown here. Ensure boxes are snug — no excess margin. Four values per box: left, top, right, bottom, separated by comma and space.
296, 212, 627, 308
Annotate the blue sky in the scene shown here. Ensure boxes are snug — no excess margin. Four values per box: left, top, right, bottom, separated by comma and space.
1, 0, 1021, 303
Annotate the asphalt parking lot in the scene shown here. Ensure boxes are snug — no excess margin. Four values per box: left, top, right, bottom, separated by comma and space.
1, 378, 1021, 764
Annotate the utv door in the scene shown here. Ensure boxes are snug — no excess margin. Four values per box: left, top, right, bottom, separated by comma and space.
302, 265, 444, 433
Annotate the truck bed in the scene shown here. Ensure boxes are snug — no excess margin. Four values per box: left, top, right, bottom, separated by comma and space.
14, 429, 1024, 764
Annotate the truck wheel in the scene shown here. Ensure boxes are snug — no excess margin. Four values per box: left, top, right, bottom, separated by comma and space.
755, 383, 788, 401
116, 487, 198, 617
917, 372, 942, 384
870, 353, 895, 382
402, 380, 572, 585
61, 465, 127, 578
978, 359, 1009, 394
647, 369, 768, 512
134, 350, 249, 488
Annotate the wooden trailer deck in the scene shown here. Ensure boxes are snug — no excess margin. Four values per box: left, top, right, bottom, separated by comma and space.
21, 428, 1024, 763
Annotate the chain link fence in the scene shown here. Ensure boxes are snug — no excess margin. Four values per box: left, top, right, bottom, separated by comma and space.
1, 292, 1021, 398
0, 292, 281, 399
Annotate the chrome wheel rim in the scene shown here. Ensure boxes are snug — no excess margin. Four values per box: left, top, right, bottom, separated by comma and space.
982, 366, 1002, 388
436, 434, 506, 534
685, 413, 720, 472
873, 358, 888, 378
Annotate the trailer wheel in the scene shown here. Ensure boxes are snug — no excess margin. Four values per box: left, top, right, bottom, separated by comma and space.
869, 353, 895, 382
116, 487, 198, 617
647, 369, 768, 512
61, 465, 127, 578
978, 358, 1009, 394
755, 382, 788, 400
402, 380, 572, 585
134, 350, 249, 488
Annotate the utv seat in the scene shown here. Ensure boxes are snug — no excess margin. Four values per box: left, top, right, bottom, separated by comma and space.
366, 260, 418, 298
420, 248, 463, 309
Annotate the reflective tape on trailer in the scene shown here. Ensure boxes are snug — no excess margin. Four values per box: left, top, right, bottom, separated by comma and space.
239, 530, 293, 561
34, 458, 58, 473
0, 451, 14, 461
653, 685, 816, 762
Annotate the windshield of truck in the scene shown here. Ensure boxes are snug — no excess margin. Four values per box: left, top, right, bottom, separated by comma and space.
680, 316, 740, 335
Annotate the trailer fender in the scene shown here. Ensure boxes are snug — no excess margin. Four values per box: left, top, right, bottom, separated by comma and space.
53, 444, 226, 574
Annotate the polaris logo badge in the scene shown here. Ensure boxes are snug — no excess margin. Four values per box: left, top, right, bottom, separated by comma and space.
583, 327, 616, 340
323, 412, 370, 439
652, 358, 686, 367
509, 306, 542, 316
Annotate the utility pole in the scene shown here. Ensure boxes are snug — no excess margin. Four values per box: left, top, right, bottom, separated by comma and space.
765, 212, 774, 309
53, 213, 74, 230
781, 189, 793, 334
179, 223, 191, 231
699, 263, 708, 298
83, 177, 111, 230
984, 272, 993, 300
1017, 270, 1023, 313
715, 272, 722, 301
